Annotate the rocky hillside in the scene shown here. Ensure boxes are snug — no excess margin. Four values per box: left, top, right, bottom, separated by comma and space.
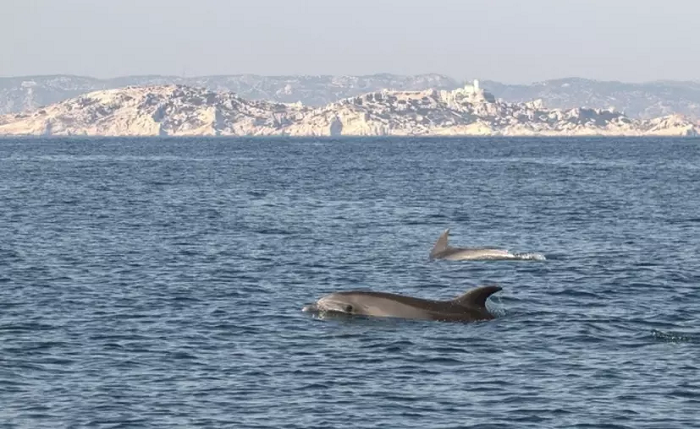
0, 74, 457, 115
483, 78, 700, 121
2, 74, 700, 121
0, 86, 310, 136
0, 85, 696, 137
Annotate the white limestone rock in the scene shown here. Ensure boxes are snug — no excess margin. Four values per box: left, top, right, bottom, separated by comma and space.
0, 85, 696, 137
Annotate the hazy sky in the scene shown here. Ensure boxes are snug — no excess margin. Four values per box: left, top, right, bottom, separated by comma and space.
2, 0, 698, 83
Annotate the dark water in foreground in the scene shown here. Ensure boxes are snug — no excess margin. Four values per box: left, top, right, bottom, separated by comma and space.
0, 137, 699, 428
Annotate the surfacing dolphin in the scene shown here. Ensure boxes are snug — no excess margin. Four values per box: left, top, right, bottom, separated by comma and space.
429, 229, 546, 261
302, 285, 502, 323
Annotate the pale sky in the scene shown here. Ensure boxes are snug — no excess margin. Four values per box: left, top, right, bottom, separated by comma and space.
1, 0, 698, 83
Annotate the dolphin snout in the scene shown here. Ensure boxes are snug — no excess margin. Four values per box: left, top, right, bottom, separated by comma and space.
302, 303, 320, 313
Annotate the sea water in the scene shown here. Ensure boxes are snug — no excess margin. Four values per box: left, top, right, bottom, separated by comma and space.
0, 136, 698, 428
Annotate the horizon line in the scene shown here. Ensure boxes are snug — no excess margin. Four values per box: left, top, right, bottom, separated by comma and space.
1, 73, 698, 86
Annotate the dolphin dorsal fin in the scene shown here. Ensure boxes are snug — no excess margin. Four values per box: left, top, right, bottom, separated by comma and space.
452, 285, 502, 308
430, 229, 451, 258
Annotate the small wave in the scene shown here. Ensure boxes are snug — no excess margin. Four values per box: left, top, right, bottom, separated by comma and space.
7, 155, 229, 162
651, 329, 697, 343
512, 252, 547, 261
421, 356, 467, 366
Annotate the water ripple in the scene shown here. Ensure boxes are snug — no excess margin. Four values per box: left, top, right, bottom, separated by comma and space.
0, 137, 699, 428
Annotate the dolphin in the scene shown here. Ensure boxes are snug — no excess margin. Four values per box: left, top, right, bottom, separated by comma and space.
429, 229, 545, 261
302, 285, 502, 322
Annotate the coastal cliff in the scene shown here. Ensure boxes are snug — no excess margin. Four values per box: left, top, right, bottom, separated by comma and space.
0, 85, 696, 137
3, 74, 700, 121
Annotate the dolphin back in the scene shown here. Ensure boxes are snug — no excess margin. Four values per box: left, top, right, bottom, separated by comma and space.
451, 285, 502, 309
430, 229, 451, 259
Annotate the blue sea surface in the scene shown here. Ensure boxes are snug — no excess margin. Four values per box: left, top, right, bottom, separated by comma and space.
0, 136, 699, 428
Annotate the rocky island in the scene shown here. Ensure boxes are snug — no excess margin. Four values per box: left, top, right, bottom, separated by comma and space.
0, 82, 696, 137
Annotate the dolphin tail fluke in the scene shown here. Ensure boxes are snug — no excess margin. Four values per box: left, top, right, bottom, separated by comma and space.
452, 285, 502, 308
429, 228, 450, 259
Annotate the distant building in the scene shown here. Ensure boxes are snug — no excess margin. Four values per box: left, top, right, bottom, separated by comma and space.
440, 79, 495, 104
462, 79, 478, 94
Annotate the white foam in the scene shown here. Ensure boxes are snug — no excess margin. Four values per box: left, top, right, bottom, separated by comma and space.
513, 252, 547, 261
